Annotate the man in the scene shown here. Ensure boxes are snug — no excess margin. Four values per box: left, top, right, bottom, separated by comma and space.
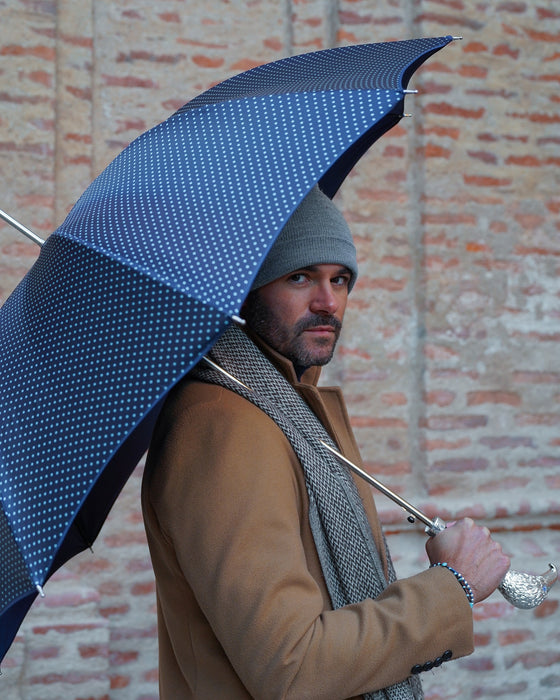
142, 186, 510, 699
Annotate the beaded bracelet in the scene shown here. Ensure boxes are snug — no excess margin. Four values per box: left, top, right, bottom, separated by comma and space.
430, 562, 474, 608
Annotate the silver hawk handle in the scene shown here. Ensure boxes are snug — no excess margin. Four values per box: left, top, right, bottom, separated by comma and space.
320, 441, 558, 609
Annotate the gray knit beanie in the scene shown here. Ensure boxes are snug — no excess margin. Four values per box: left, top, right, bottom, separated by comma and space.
251, 186, 358, 291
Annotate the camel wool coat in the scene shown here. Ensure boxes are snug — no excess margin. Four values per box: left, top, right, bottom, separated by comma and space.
141, 337, 474, 699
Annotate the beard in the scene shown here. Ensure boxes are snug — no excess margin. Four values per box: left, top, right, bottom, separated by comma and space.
242, 291, 342, 369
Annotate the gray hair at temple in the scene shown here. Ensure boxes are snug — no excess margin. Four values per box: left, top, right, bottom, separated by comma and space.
251, 185, 358, 291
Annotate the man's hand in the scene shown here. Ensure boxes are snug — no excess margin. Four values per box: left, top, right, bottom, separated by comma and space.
425, 518, 511, 604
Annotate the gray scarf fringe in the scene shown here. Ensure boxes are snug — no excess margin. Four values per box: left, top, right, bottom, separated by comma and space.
192, 325, 422, 700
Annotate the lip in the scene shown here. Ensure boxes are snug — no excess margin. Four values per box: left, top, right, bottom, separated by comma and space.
303, 326, 336, 334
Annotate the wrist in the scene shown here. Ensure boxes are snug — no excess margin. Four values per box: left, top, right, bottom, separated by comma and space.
430, 562, 474, 608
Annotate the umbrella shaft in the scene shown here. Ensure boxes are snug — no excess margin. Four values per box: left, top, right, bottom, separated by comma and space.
319, 441, 441, 532
0, 209, 45, 247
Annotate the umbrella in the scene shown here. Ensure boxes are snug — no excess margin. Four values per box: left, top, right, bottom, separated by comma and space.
0, 35, 456, 663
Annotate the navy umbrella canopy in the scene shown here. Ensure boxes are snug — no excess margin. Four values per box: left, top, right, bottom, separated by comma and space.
0, 35, 454, 662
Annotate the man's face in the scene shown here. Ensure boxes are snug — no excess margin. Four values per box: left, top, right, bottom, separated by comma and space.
242, 264, 351, 369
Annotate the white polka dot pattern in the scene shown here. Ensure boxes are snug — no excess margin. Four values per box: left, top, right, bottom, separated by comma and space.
0, 35, 453, 661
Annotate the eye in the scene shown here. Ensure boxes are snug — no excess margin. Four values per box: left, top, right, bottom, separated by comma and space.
332, 275, 350, 288
287, 272, 308, 284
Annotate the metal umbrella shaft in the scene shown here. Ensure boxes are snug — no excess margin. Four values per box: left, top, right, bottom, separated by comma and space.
319, 441, 446, 535
320, 440, 557, 610
202, 356, 557, 610
0, 209, 45, 247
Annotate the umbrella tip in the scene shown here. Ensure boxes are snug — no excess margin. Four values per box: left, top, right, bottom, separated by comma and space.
231, 315, 246, 326
451, 36, 463, 41
36, 584, 45, 598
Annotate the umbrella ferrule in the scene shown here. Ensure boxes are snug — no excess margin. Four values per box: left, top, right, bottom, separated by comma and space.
425, 517, 446, 536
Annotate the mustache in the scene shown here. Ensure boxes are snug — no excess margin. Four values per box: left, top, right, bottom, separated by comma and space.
294, 314, 342, 334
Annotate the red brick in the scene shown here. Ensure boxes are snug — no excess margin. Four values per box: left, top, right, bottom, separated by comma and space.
423, 437, 471, 451
425, 101, 485, 119
357, 277, 407, 291
43, 589, 100, 608
421, 415, 488, 430
467, 390, 522, 406
0, 44, 56, 60
425, 390, 455, 407
32, 623, 102, 635
479, 475, 531, 491
130, 581, 156, 596
158, 12, 180, 22
431, 458, 489, 472
460, 656, 495, 671
99, 604, 130, 618
29, 671, 107, 685
472, 682, 528, 697
516, 413, 560, 426
506, 651, 560, 670
467, 150, 498, 165
423, 124, 460, 139
102, 75, 159, 88
424, 344, 460, 360
473, 632, 492, 646
464, 174, 513, 187
508, 110, 560, 124
479, 436, 534, 449
473, 601, 513, 620
379, 255, 412, 269
108, 625, 158, 641
380, 392, 407, 406
351, 416, 408, 429
459, 64, 488, 78
534, 599, 559, 618
104, 531, 149, 547
423, 142, 451, 158
498, 629, 534, 645
109, 650, 139, 665
464, 41, 488, 53
519, 456, 560, 468
66, 85, 92, 100
59, 33, 93, 48
513, 370, 560, 384
110, 675, 130, 689
29, 645, 60, 660
524, 28, 560, 42
493, 43, 520, 58
79, 644, 109, 659
363, 460, 411, 476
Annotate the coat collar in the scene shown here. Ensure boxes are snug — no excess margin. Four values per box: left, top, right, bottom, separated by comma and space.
245, 327, 322, 388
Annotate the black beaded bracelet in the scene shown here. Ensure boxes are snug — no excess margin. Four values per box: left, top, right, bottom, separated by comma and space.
430, 562, 474, 608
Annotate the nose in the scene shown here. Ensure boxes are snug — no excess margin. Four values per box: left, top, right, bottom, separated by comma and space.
309, 280, 339, 316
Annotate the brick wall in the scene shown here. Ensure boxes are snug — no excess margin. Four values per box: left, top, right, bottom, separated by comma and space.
1, 1, 558, 698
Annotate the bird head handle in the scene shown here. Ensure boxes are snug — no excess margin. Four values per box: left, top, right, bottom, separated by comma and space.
427, 517, 558, 609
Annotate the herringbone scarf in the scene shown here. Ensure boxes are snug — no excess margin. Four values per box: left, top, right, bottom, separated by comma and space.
191, 325, 422, 700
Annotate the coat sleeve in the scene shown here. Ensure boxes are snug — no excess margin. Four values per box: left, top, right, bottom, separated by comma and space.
144, 383, 474, 699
